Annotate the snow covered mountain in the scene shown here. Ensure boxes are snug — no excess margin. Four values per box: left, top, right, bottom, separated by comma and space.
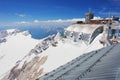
0, 28, 104, 80
0, 29, 40, 79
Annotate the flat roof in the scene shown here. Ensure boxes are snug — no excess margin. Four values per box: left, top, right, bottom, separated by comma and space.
66, 24, 102, 34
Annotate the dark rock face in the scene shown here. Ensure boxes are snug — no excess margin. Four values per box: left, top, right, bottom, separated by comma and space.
0, 30, 8, 38
0, 29, 22, 44
0, 38, 7, 43
0, 30, 8, 43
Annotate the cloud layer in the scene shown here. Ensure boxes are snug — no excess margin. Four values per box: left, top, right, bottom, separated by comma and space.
15, 13, 27, 17
0, 16, 103, 29
11, 18, 85, 27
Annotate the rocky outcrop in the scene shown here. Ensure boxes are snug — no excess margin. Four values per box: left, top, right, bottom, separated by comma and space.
0, 29, 26, 44
5, 56, 47, 80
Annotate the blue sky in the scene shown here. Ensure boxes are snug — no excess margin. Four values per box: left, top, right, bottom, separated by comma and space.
0, 0, 119, 25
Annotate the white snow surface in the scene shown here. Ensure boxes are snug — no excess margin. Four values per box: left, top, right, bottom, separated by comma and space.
0, 29, 104, 79
0, 30, 40, 79
40, 33, 104, 75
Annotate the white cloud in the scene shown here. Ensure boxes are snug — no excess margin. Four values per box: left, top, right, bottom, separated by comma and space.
15, 13, 26, 17
34, 20, 40, 23
17, 21, 29, 24
12, 21, 30, 26
9, 18, 77, 27
4, 17, 104, 27
46, 18, 85, 22
14, 18, 85, 26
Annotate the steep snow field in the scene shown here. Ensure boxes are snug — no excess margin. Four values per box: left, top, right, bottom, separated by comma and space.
40, 33, 104, 76
0, 30, 40, 79
0, 29, 104, 79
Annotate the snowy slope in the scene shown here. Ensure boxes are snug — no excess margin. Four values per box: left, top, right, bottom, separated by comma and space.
41, 33, 104, 76
0, 29, 40, 79
0, 29, 104, 80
